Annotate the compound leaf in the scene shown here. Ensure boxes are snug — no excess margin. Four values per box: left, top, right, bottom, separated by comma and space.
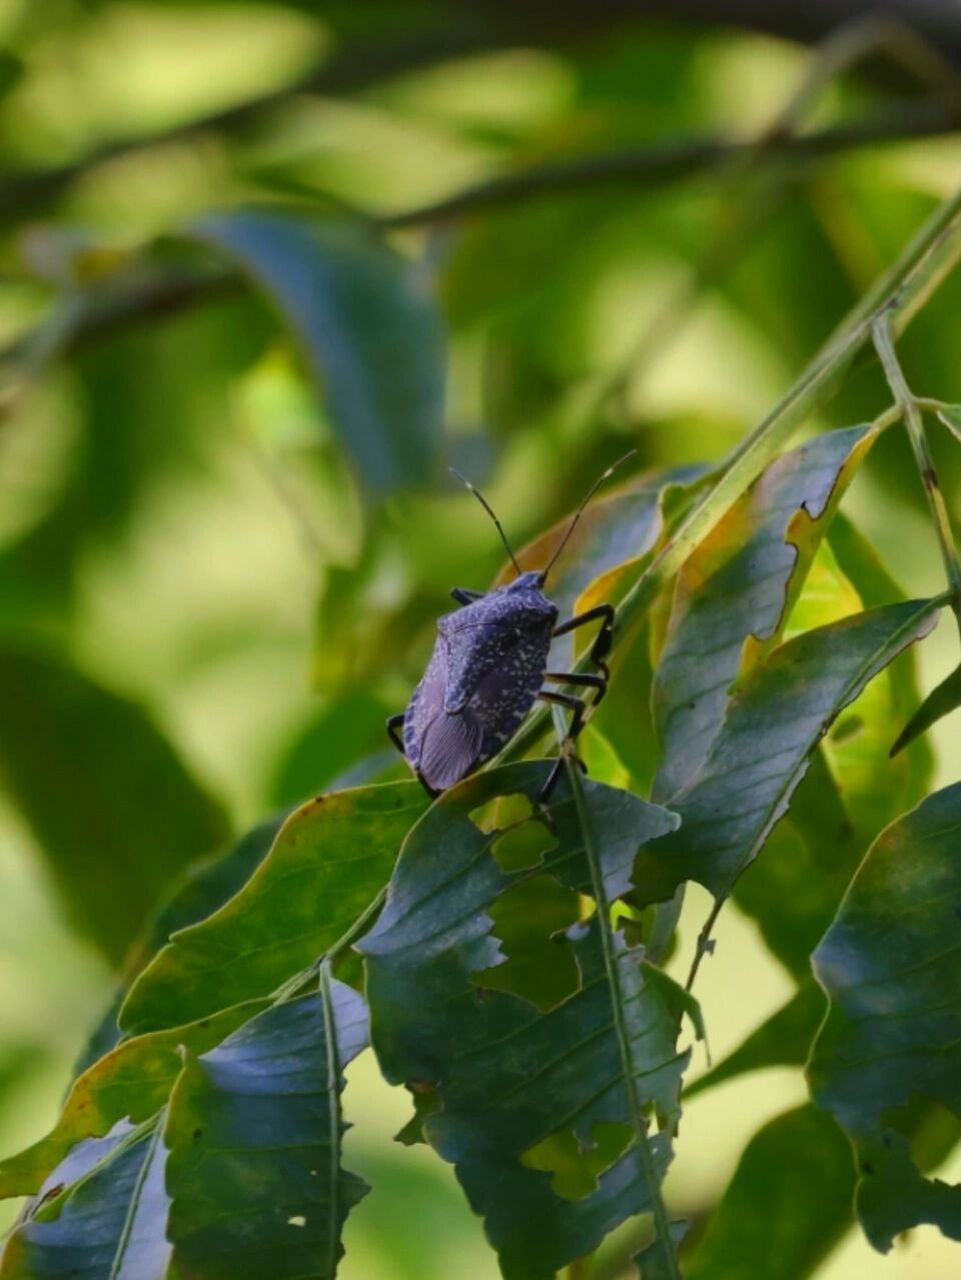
0, 1001, 265, 1199
78, 814, 287, 1074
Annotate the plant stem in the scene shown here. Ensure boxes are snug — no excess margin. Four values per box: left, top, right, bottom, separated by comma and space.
872, 311, 961, 634
505, 182, 961, 766
551, 707, 681, 1280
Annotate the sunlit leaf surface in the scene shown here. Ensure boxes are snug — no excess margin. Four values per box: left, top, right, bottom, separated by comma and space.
120, 781, 427, 1035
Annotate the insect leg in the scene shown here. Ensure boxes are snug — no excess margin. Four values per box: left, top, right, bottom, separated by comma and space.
451, 587, 484, 605
386, 713, 406, 756
552, 603, 615, 683
537, 689, 589, 801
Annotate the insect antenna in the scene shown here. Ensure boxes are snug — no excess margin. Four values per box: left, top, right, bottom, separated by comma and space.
449, 468, 523, 577
542, 449, 637, 583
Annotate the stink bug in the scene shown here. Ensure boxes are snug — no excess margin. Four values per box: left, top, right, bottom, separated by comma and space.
387, 453, 634, 800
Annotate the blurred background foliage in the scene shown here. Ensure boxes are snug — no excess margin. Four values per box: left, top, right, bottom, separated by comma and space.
0, 1, 961, 1275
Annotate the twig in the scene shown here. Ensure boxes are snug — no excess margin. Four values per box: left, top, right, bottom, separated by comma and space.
872, 310, 961, 634
684, 899, 724, 992
0, 28, 509, 224
1, 100, 956, 428
595, 14, 961, 413
383, 100, 955, 229
504, 183, 961, 764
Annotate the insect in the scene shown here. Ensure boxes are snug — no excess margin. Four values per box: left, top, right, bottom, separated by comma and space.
387, 453, 634, 801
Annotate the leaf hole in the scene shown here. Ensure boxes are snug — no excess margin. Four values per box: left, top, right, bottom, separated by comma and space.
521, 1122, 633, 1200
469, 792, 535, 834
471, 874, 580, 1010
491, 820, 557, 872
883, 1096, 961, 1168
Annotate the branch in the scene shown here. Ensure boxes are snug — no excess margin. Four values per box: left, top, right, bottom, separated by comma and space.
385, 99, 956, 227
1, 99, 956, 392
4, 0, 961, 225
0, 26, 512, 224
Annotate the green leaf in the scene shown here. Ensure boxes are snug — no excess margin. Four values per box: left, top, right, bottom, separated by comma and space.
190, 210, 445, 494
651, 424, 878, 802
268, 689, 396, 806
809, 782, 961, 1251
360, 762, 693, 1280
0, 648, 227, 963
784, 528, 932, 840
497, 467, 703, 635
731, 749, 857, 980
0, 1120, 169, 1280
723, 523, 936, 1015
0, 1001, 265, 1198
936, 405, 961, 444
165, 979, 369, 1279
0, 51, 23, 100
683, 1105, 855, 1280
77, 814, 287, 1074
890, 661, 961, 756
119, 781, 428, 1035
634, 600, 939, 907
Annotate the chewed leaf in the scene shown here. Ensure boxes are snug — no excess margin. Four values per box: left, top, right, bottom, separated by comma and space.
652, 425, 878, 803
119, 781, 428, 1035
360, 762, 690, 1279
190, 210, 445, 494
165, 982, 368, 1280
808, 782, 961, 1251
635, 599, 940, 906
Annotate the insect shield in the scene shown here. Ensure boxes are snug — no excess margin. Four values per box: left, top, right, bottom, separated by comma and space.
387, 452, 636, 800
